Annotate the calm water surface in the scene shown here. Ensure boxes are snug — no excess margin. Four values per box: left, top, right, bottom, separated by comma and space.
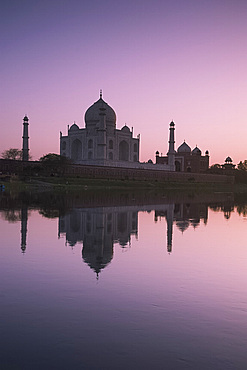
0, 191, 247, 369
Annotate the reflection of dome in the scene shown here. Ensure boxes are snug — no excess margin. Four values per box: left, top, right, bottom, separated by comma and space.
84, 95, 116, 129
177, 141, 191, 153
82, 239, 113, 275
190, 218, 200, 228
70, 123, 79, 131
176, 220, 190, 232
192, 146, 201, 156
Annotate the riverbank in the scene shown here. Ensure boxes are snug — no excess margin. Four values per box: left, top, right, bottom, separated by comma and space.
1, 175, 246, 194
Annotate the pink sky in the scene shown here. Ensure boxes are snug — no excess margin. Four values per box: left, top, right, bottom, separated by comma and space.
1, 0, 247, 164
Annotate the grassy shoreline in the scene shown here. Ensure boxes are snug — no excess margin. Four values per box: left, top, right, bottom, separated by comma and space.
2, 175, 247, 194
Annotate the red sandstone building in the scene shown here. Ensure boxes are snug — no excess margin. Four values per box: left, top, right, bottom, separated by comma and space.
155, 121, 209, 173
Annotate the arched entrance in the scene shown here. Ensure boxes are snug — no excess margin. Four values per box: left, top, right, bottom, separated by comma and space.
175, 161, 181, 172
71, 139, 82, 161
119, 140, 129, 161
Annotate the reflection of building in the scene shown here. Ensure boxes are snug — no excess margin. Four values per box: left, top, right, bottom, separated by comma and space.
59, 207, 138, 277
59, 201, 209, 276
156, 121, 210, 172
60, 91, 140, 166
155, 203, 208, 252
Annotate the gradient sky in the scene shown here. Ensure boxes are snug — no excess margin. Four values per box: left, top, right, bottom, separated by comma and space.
1, 0, 247, 164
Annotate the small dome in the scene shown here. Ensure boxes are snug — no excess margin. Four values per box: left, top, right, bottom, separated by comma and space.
121, 125, 130, 133
85, 94, 116, 128
205, 150, 209, 155
225, 156, 232, 163
177, 141, 191, 153
70, 123, 79, 131
192, 146, 201, 155
170, 121, 175, 127
176, 220, 190, 233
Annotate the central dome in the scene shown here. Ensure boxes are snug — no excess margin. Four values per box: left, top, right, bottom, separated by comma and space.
177, 141, 191, 153
84, 93, 116, 129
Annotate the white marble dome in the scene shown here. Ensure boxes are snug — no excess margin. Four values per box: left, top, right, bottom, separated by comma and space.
84, 95, 116, 128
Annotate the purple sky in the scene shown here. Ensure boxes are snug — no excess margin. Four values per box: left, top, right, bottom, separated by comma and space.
1, 0, 247, 164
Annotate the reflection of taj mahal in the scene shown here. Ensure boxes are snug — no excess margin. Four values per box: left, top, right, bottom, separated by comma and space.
59, 207, 138, 276
58, 202, 208, 276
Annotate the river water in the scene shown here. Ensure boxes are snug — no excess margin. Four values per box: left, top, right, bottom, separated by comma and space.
0, 190, 247, 369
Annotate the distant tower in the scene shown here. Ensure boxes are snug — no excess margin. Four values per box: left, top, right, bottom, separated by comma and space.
167, 121, 175, 171
22, 115, 29, 161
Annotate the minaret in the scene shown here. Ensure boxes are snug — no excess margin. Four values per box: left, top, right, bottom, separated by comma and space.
167, 121, 175, 171
22, 115, 29, 161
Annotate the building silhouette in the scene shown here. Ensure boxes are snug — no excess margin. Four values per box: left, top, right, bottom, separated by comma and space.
60, 94, 209, 172
59, 206, 138, 277
60, 91, 140, 166
156, 121, 209, 172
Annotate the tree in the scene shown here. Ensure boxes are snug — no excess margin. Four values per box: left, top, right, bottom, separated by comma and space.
39, 153, 71, 176
238, 160, 247, 171
1, 148, 22, 160
210, 164, 221, 169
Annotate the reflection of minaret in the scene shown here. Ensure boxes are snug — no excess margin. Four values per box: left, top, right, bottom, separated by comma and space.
22, 115, 29, 161
21, 206, 28, 253
166, 204, 174, 253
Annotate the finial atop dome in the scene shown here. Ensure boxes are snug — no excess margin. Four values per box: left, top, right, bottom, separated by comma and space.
100, 89, 102, 99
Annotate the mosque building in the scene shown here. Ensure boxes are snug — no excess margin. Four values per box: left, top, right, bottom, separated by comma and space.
155, 121, 209, 172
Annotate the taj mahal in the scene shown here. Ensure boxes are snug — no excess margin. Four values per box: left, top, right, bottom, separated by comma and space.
60, 91, 140, 167
59, 91, 209, 173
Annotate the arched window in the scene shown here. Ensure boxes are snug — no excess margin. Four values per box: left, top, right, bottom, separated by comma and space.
109, 140, 113, 149
175, 161, 181, 172
109, 152, 113, 160
119, 140, 129, 161
88, 151, 93, 159
134, 143, 137, 152
62, 141, 66, 150
88, 139, 93, 149
70, 211, 80, 233
117, 213, 127, 233
71, 139, 82, 161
